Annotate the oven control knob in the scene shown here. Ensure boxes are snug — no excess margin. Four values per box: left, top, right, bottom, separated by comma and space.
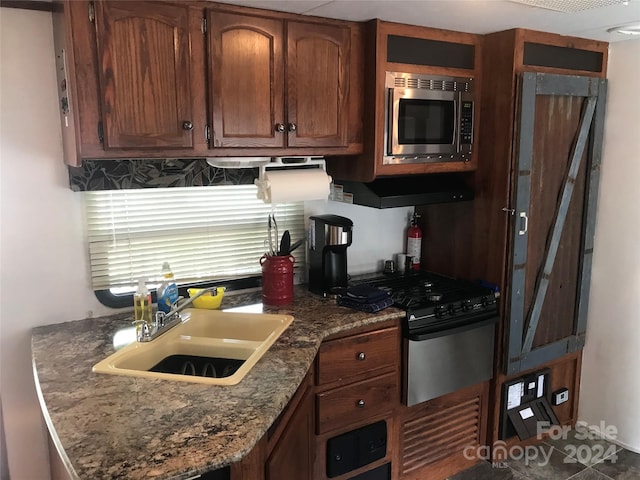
435, 306, 446, 318
483, 296, 496, 306
427, 293, 443, 302
462, 299, 472, 311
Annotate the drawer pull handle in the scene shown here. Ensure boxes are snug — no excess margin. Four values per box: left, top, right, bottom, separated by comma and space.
357, 352, 366, 361
357, 399, 366, 408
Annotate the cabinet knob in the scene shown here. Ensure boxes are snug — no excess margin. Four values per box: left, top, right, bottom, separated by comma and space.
288, 123, 297, 133
275, 123, 286, 133
182, 121, 193, 131
357, 352, 366, 361
357, 399, 366, 408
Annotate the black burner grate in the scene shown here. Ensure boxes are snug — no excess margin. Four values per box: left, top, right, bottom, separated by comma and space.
355, 271, 499, 335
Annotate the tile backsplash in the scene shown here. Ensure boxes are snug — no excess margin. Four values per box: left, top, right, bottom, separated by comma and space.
68, 158, 257, 191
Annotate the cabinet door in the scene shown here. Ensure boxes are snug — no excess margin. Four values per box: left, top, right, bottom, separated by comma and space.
287, 21, 350, 148
94, 2, 194, 149
265, 386, 314, 480
208, 12, 285, 148
506, 73, 607, 375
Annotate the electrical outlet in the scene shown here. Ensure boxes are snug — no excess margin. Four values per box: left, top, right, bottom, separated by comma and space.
552, 388, 569, 406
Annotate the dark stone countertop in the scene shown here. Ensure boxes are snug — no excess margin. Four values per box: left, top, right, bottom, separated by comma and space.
32, 286, 404, 480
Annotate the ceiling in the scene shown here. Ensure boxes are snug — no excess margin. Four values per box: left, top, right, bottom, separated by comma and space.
213, 0, 640, 42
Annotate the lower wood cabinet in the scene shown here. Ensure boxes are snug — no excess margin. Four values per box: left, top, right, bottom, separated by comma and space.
399, 382, 490, 480
316, 326, 400, 385
265, 385, 314, 480
231, 320, 494, 480
313, 320, 401, 480
316, 372, 397, 435
231, 368, 314, 480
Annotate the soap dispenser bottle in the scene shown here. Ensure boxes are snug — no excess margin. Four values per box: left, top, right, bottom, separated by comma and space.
133, 278, 152, 330
157, 262, 178, 313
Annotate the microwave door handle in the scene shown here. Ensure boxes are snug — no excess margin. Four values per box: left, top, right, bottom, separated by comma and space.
387, 89, 396, 156
390, 89, 401, 156
455, 92, 462, 152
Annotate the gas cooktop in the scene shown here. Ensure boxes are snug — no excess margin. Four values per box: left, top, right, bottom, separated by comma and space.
354, 271, 499, 337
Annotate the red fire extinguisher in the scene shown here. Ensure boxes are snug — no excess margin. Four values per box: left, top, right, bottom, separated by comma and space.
407, 212, 422, 272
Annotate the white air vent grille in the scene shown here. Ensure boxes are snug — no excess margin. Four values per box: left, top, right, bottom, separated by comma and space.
509, 0, 628, 12
393, 77, 471, 92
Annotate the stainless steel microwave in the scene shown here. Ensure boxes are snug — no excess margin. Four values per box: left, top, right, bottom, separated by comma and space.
384, 72, 474, 165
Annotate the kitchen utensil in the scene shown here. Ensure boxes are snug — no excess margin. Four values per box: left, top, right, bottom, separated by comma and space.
267, 214, 279, 256
288, 238, 304, 254
271, 214, 279, 249
279, 230, 291, 256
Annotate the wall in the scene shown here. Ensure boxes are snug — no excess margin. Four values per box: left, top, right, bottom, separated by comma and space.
579, 38, 640, 452
0, 8, 112, 479
305, 200, 413, 275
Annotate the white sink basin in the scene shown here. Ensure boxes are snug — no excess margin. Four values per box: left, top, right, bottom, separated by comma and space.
92, 309, 293, 385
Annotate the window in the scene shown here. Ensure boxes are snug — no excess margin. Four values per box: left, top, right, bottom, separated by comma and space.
83, 185, 305, 296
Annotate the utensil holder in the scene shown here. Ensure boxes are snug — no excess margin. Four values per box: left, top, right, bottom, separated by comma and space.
260, 254, 295, 305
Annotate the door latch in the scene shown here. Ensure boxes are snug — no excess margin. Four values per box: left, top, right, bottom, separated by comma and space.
519, 211, 529, 235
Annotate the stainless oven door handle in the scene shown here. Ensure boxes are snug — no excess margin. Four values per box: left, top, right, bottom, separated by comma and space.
408, 315, 499, 341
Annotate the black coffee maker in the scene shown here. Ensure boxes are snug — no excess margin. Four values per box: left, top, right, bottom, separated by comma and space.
308, 214, 353, 296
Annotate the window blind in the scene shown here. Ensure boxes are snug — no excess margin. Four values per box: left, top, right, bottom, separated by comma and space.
83, 186, 305, 290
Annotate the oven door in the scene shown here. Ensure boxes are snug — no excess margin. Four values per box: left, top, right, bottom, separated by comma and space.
405, 317, 497, 407
387, 87, 459, 158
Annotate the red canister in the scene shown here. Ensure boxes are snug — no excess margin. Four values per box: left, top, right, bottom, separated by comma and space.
260, 254, 295, 305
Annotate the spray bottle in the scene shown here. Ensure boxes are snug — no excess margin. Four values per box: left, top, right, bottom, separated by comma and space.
157, 262, 178, 313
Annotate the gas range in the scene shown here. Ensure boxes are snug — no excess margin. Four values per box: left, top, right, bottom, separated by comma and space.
354, 271, 499, 340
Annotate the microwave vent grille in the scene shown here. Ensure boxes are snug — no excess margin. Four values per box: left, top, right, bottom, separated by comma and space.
394, 76, 472, 92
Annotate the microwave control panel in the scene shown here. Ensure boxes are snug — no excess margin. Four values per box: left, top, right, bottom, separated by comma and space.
460, 101, 474, 145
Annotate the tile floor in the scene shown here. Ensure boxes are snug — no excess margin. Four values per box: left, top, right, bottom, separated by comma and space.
449, 430, 640, 480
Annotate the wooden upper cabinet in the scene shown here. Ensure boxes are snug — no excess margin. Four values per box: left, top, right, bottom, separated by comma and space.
287, 21, 350, 148
208, 12, 284, 148
53, 1, 361, 163
208, 11, 351, 150
94, 2, 194, 149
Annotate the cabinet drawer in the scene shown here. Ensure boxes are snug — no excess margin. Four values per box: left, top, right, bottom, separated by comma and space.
317, 327, 399, 385
316, 373, 397, 434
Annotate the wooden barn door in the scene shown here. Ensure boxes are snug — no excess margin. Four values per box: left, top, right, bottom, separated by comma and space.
506, 72, 607, 375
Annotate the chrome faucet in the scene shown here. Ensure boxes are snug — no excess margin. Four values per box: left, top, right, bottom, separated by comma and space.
134, 287, 218, 342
